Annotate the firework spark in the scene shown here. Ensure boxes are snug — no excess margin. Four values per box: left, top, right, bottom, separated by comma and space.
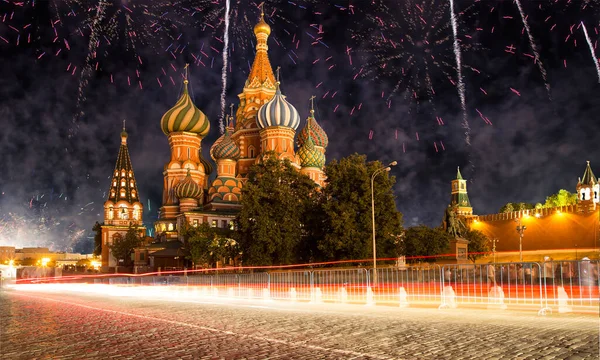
581, 21, 600, 83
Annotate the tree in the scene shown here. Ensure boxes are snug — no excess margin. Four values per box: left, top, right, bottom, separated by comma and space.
236, 152, 319, 266
185, 223, 217, 268
543, 189, 577, 208
92, 222, 103, 256
499, 202, 534, 213
108, 227, 143, 267
463, 229, 490, 263
318, 153, 404, 262
401, 226, 450, 263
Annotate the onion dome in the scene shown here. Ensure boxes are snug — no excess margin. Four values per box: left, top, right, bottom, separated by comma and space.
298, 110, 328, 148
174, 170, 202, 200
213, 129, 241, 160
200, 153, 213, 176
297, 134, 325, 169
254, 11, 271, 37
257, 83, 301, 130
160, 72, 210, 137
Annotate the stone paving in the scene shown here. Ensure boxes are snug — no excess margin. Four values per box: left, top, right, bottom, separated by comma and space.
0, 287, 598, 360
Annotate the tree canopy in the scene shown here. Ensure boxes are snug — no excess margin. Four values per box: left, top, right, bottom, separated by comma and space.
108, 227, 143, 267
236, 152, 319, 266
543, 189, 577, 208
499, 202, 535, 213
401, 225, 450, 263
463, 229, 490, 263
92, 222, 103, 256
318, 154, 404, 262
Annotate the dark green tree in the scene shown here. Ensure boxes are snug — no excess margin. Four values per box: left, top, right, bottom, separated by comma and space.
499, 202, 534, 213
92, 222, 103, 256
463, 229, 490, 263
185, 223, 217, 268
543, 189, 577, 208
401, 225, 450, 263
318, 153, 404, 262
107, 227, 143, 267
236, 152, 319, 266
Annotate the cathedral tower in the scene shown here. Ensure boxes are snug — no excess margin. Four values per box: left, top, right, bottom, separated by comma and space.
101, 123, 146, 269
298, 96, 328, 186
158, 65, 211, 238
450, 167, 472, 215
576, 161, 599, 213
256, 72, 301, 163
232, 10, 278, 177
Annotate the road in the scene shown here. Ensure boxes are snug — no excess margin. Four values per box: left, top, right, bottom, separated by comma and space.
0, 286, 598, 359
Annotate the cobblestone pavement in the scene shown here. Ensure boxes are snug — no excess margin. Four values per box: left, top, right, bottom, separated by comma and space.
0, 287, 598, 360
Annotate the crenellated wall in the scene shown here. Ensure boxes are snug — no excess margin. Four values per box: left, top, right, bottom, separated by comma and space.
470, 206, 600, 252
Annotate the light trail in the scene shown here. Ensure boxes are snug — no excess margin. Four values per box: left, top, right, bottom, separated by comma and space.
449, 0, 470, 146
219, 0, 232, 134
581, 21, 600, 83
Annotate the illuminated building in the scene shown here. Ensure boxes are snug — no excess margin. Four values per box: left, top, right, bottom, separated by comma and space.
151, 13, 328, 249
458, 162, 600, 257
101, 123, 146, 269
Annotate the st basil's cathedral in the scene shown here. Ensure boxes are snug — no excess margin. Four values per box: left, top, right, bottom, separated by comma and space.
100, 13, 329, 270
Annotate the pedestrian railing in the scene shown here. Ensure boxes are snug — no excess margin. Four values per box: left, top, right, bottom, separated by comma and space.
28, 260, 600, 315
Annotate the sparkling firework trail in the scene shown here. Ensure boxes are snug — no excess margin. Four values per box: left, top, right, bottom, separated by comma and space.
71, 0, 108, 138
448, 0, 469, 146
514, 0, 551, 97
219, 0, 232, 134
581, 21, 600, 83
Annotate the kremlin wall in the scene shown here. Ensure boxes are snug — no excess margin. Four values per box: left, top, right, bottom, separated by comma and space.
455, 161, 600, 258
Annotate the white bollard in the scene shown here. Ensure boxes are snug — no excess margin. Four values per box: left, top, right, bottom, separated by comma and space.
311, 287, 323, 304
398, 287, 410, 308
262, 288, 271, 301
439, 285, 457, 309
365, 287, 375, 306
290, 287, 297, 302
487, 286, 507, 310
338, 287, 348, 304
557, 286, 573, 313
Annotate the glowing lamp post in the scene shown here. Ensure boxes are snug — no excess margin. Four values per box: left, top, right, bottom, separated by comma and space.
371, 160, 397, 287
515, 219, 527, 262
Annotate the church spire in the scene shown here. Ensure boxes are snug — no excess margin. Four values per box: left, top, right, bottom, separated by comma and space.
450, 166, 472, 216
247, 7, 276, 89
107, 125, 141, 205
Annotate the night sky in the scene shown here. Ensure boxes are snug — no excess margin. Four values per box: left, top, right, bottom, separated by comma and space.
0, 1, 599, 252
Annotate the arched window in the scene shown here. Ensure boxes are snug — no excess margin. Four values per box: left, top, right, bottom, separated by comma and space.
119, 206, 128, 220
131, 190, 136, 198
128, 171, 132, 177
108, 206, 114, 220
120, 190, 126, 197
111, 190, 115, 198
121, 180, 126, 187
121, 170, 126, 177
248, 146, 255, 158
133, 205, 140, 220
168, 223, 174, 231
130, 180, 134, 187
113, 180, 117, 186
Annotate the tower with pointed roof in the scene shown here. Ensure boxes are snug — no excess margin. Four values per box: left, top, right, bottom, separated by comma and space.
576, 161, 599, 213
101, 123, 146, 269
298, 96, 327, 186
157, 64, 212, 239
450, 167, 472, 215
231, 8, 279, 177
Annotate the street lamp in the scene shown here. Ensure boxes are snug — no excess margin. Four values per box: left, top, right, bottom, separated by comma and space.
515, 218, 527, 262
371, 160, 397, 287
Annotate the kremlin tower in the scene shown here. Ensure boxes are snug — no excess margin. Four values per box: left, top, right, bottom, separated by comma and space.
101, 122, 146, 269
576, 161, 599, 213
450, 167, 473, 216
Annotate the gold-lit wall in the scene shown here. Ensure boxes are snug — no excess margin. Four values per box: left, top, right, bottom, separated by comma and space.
470, 207, 599, 251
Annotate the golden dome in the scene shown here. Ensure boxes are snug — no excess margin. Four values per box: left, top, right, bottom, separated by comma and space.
254, 13, 271, 37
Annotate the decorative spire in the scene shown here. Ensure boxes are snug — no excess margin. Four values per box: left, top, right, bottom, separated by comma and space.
298, 97, 328, 148
581, 161, 597, 185
309, 95, 316, 116
107, 126, 140, 204
246, 6, 275, 90
275, 66, 281, 88
183, 63, 189, 85
456, 166, 464, 180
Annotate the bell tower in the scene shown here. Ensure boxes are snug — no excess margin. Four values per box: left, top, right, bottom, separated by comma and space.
450, 166, 473, 216
101, 122, 146, 269
576, 161, 599, 213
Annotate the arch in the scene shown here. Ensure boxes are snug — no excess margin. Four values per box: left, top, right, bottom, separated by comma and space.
108, 206, 114, 220
248, 145, 256, 158
133, 205, 141, 220
118, 205, 129, 220
121, 170, 126, 177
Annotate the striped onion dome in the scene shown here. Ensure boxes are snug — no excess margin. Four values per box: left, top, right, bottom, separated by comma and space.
298, 110, 328, 148
297, 134, 325, 169
213, 129, 241, 160
174, 170, 203, 200
160, 80, 210, 137
257, 83, 300, 130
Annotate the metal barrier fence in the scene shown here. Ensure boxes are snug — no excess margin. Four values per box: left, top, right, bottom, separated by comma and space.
70, 260, 600, 315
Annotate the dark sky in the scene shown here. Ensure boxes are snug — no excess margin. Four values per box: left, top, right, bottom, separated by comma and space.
0, 0, 599, 251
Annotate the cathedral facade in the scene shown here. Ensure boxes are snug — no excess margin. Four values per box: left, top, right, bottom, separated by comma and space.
100, 14, 328, 270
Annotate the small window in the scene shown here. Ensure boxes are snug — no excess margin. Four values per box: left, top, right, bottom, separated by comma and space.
221, 220, 227, 228
168, 223, 174, 231
121, 180, 126, 187
139, 252, 145, 261
130, 181, 134, 187
249, 147, 255, 158
121, 170, 126, 177
460, 183, 465, 190
211, 220, 217, 228
113, 181, 117, 186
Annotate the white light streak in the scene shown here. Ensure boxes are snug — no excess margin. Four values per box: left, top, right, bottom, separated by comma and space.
449, 0, 470, 146
219, 0, 231, 134
581, 21, 600, 83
